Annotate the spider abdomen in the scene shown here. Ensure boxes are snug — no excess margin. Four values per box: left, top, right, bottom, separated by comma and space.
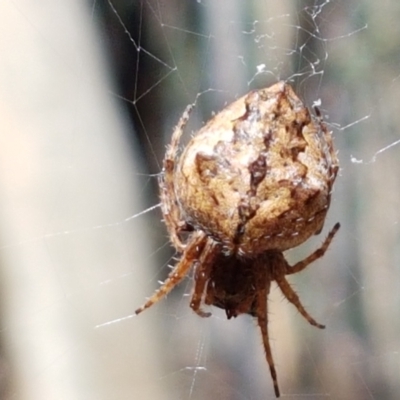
175, 82, 338, 255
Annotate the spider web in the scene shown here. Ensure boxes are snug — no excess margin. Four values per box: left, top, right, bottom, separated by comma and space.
0, 0, 399, 399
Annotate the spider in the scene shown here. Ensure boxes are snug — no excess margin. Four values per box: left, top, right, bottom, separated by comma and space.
135, 82, 339, 397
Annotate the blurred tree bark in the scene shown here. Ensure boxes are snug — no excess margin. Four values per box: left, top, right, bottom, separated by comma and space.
0, 1, 171, 399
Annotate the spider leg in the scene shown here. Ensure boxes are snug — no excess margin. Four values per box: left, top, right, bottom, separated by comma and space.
275, 276, 325, 329
135, 231, 206, 315
286, 222, 340, 275
190, 239, 220, 318
254, 276, 280, 397
159, 104, 194, 252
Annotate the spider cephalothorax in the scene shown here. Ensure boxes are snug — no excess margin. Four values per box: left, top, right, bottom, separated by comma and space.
136, 82, 339, 397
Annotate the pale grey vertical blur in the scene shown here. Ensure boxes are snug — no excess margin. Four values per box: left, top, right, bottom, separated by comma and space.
0, 1, 170, 399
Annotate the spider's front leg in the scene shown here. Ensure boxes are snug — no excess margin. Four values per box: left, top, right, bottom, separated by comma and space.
190, 239, 221, 318
275, 276, 325, 329
160, 104, 194, 252
135, 231, 206, 315
275, 222, 340, 330
253, 260, 280, 397
286, 222, 340, 275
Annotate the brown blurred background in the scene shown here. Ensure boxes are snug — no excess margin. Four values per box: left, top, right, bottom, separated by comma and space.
0, 0, 399, 399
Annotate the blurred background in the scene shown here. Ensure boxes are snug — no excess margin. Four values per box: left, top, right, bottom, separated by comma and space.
0, 0, 399, 399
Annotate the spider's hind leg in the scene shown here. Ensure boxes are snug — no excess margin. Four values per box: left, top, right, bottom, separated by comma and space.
159, 104, 195, 252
